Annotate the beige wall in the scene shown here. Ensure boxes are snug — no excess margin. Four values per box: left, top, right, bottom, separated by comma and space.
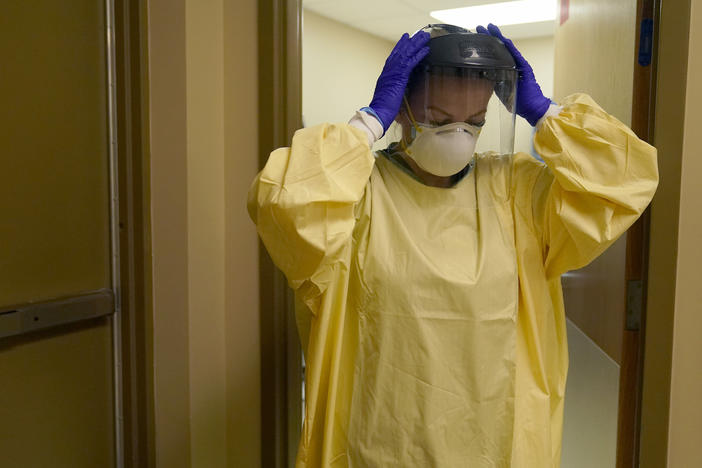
148, 0, 260, 466
666, 0, 702, 464
148, 0, 192, 465
513, 35, 554, 155
185, 0, 227, 465
302, 9, 395, 150
553, 0, 636, 125
224, 0, 261, 465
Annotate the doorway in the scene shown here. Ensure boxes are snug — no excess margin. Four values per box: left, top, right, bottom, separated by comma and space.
259, 0, 657, 466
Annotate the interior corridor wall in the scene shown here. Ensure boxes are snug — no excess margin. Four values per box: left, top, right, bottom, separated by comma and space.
224, 0, 261, 466
665, 0, 702, 463
302, 9, 394, 150
512, 35, 554, 155
148, 0, 192, 465
149, 0, 260, 466
553, 0, 636, 125
640, 0, 702, 465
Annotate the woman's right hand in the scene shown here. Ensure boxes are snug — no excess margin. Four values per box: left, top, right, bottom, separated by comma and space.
368, 31, 430, 132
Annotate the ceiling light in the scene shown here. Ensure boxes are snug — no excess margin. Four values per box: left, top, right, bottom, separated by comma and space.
430, 0, 557, 30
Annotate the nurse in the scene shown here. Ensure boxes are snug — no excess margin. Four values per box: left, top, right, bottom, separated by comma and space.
248, 23, 658, 467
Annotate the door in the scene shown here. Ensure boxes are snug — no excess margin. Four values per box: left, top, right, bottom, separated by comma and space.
0, 1, 121, 467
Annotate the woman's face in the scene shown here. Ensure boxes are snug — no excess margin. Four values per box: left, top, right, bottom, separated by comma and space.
393, 73, 495, 187
404, 74, 494, 127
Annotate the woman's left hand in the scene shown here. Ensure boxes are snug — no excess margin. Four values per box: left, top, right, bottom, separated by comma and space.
477, 23, 551, 126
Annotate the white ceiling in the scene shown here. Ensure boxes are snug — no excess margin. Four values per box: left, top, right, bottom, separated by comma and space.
303, 0, 555, 43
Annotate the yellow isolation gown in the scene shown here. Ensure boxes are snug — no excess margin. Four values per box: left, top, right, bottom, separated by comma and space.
247, 93, 658, 467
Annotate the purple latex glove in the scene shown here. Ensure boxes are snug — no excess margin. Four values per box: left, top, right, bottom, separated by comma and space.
476, 23, 551, 126
368, 31, 430, 133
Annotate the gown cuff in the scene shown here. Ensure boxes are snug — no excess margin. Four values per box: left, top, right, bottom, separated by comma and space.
348, 110, 384, 148
535, 103, 563, 129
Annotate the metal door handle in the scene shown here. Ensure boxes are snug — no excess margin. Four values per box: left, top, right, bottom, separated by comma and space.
0, 289, 114, 339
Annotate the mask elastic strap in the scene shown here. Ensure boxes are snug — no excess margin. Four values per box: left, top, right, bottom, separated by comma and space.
399, 95, 421, 152
403, 95, 420, 128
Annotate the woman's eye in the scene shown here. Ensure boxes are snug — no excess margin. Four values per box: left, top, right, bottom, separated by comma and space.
430, 120, 451, 126
429, 119, 483, 127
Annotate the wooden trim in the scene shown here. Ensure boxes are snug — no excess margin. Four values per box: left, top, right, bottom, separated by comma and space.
616, 1, 659, 466
258, 0, 303, 466
114, 0, 155, 466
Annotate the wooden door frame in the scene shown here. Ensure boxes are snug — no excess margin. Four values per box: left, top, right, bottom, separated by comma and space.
616, 0, 659, 466
114, 0, 155, 466
258, 0, 304, 467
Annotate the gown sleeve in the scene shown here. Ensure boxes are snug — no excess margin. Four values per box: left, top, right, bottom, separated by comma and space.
517, 93, 659, 277
247, 122, 375, 311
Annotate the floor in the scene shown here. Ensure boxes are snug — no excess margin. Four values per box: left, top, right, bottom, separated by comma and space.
561, 318, 621, 467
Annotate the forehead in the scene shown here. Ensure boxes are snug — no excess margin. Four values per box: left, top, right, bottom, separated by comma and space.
408, 72, 494, 116
430, 74, 491, 95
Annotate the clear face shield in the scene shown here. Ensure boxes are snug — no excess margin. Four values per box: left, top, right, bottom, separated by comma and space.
394, 65, 518, 177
